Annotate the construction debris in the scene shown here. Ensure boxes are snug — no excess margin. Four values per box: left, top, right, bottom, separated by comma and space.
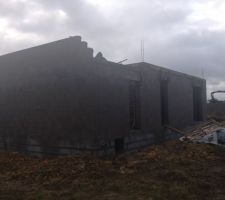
180, 119, 225, 145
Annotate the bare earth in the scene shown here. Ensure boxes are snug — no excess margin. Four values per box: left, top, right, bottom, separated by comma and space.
0, 141, 225, 200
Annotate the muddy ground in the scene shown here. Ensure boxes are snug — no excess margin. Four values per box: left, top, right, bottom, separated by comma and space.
0, 141, 225, 200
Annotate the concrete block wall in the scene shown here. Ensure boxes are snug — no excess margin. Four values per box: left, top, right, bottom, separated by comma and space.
0, 37, 206, 157
127, 62, 206, 131
124, 132, 155, 151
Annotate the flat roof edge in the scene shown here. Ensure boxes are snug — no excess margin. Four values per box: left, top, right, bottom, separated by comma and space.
127, 62, 205, 81
0, 36, 83, 58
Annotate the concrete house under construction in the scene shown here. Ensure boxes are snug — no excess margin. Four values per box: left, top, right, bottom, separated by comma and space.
0, 36, 207, 155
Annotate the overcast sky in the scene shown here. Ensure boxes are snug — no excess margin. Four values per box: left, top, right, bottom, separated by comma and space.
0, 0, 225, 98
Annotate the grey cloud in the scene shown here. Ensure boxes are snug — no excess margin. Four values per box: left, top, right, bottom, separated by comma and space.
0, 0, 225, 97
0, 1, 27, 18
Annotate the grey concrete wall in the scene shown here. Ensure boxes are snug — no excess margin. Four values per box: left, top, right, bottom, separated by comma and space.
0, 37, 206, 156
168, 72, 206, 128
0, 36, 139, 155
127, 62, 206, 132
133, 64, 162, 134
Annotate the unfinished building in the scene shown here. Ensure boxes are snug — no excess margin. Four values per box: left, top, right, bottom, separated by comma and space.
0, 36, 207, 155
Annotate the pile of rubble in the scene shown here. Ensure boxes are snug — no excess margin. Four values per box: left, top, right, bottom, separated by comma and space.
180, 119, 225, 145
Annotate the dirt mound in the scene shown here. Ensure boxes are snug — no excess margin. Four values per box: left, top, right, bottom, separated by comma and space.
0, 141, 225, 200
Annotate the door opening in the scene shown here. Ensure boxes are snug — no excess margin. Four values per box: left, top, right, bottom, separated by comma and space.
193, 86, 203, 121
129, 80, 141, 130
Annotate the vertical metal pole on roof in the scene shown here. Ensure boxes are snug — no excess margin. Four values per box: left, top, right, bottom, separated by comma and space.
201, 67, 205, 79
141, 40, 145, 62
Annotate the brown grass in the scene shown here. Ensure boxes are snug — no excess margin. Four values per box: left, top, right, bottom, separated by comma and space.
0, 141, 225, 200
